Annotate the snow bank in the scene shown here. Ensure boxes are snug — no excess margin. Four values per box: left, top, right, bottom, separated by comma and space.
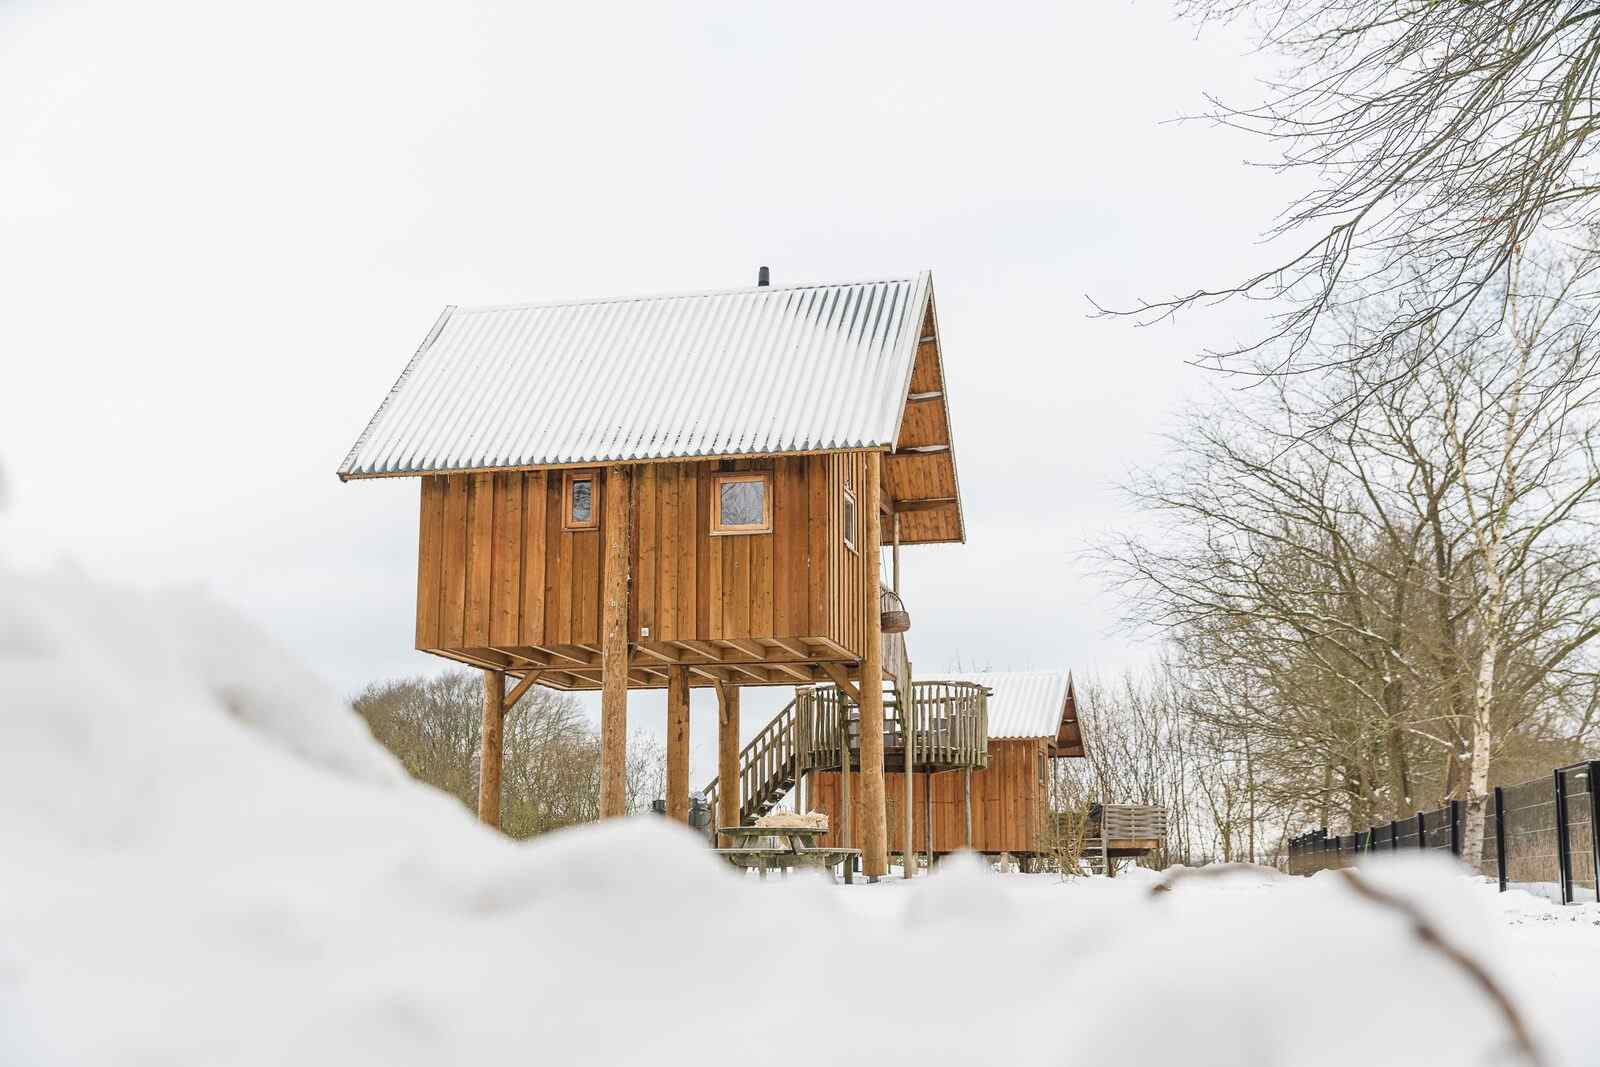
0, 564, 1561, 1065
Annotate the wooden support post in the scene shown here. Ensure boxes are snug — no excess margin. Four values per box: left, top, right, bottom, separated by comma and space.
892, 512, 901, 595
838, 697, 853, 849
598, 465, 631, 819
963, 766, 973, 849
858, 450, 889, 879
902, 693, 914, 879
925, 768, 933, 869
477, 668, 506, 827
717, 681, 740, 844
666, 665, 690, 822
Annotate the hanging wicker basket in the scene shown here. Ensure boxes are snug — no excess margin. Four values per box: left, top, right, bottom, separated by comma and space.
880, 589, 911, 633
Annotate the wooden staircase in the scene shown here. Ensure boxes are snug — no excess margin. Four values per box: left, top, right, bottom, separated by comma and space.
701, 698, 800, 826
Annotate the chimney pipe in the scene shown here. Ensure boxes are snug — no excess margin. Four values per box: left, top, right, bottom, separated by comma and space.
757, 266, 770, 287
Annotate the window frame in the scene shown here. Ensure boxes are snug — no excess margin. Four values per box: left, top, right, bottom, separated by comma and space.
709, 471, 773, 536
562, 469, 600, 531
842, 487, 859, 555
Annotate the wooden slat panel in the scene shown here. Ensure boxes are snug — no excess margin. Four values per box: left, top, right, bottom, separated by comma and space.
547, 472, 569, 644
465, 473, 495, 647
637, 463, 657, 636
729, 529, 751, 638
807, 456, 828, 640
520, 471, 548, 646
490, 472, 522, 647
706, 470, 724, 639
440, 474, 470, 648
658, 464, 679, 641
694, 464, 710, 637
416, 475, 444, 649
752, 525, 773, 639
572, 472, 600, 644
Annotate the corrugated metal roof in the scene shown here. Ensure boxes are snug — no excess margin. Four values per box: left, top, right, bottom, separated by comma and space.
339, 274, 933, 479
935, 671, 1075, 740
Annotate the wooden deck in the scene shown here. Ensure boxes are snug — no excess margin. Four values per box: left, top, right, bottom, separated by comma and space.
702, 679, 991, 826
799, 680, 989, 775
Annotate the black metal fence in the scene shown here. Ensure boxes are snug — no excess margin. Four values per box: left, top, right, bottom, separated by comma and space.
1286, 760, 1599, 905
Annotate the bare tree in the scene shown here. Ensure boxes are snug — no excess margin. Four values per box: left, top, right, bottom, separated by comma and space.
1102, 264, 1600, 847
1111, 1, 1600, 380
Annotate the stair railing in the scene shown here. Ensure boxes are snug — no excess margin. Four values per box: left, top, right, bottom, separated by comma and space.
701, 698, 797, 825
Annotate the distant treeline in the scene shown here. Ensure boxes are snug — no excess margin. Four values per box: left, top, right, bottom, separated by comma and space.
353, 669, 665, 837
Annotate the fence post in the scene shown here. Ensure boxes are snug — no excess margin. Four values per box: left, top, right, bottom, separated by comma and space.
1589, 761, 1600, 902
1494, 786, 1507, 893
1416, 811, 1426, 851
1449, 800, 1462, 856
1554, 768, 1572, 906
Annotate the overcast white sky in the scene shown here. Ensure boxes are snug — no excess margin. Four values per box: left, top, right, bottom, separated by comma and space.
1, 1, 1289, 780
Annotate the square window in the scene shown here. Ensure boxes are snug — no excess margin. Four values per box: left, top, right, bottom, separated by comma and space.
710, 472, 771, 534
563, 470, 598, 530
843, 489, 858, 553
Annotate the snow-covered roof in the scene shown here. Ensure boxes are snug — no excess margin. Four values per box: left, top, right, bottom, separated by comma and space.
937, 670, 1084, 754
338, 274, 935, 480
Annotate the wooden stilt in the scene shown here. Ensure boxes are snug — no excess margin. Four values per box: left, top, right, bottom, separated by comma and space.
598, 465, 631, 819
716, 681, 740, 844
666, 664, 690, 822
963, 766, 973, 849
925, 768, 933, 870
477, 668, 506, 827
838, 695, 853, 880
902, 692, 914, 879
858, 451, 889, 879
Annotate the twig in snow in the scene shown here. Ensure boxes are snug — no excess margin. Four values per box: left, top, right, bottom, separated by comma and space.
1338, 868, 1542, 1066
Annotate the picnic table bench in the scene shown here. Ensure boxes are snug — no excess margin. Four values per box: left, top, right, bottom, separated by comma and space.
712, 826, 861, 884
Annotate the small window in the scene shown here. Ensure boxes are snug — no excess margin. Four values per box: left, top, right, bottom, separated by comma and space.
842, 489, 858, 553
711, 472, 771, 535
563, 470, 598, 531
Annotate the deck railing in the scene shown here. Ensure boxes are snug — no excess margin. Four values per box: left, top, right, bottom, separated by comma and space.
798, 680, 988, 772
1089, 804, 1169, 843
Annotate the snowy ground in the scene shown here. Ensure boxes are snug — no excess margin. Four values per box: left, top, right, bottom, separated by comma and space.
3, 564, 1597, 1066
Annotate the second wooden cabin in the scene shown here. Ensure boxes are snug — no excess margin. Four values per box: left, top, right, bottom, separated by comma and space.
803, 670, 1086, 863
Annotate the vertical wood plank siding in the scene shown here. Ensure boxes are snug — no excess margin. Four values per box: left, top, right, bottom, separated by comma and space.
416, 454, 875, 657
804, 740, 1050, 854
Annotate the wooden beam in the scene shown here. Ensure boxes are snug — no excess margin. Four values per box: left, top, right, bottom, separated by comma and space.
893, 496, 958, 513
673, 639, 727, 661
890, 444, 950, 457
767, 637, 810, 659
818, 662, 862, 704
716, 682, 740, 842
633, 642, 682, 664
906, 390, 943, 403
477, 668, 506, 828
503, 670, 542, 710
859, 450, 889, 879
529, 644, 597, 666
918, 334, 936, 344
666, 666, 690, 823
597, 465, 631, 819
769, 661, 811, 682
721, 638, 766, 660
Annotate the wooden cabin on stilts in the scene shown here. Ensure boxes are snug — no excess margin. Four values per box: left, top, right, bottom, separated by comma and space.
338, 269, 969, 881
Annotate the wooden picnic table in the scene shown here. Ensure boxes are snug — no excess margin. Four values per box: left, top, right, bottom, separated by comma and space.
712, 826, 861, 884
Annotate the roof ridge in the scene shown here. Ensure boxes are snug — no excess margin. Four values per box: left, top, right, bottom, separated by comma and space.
452, 272, 928, 314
